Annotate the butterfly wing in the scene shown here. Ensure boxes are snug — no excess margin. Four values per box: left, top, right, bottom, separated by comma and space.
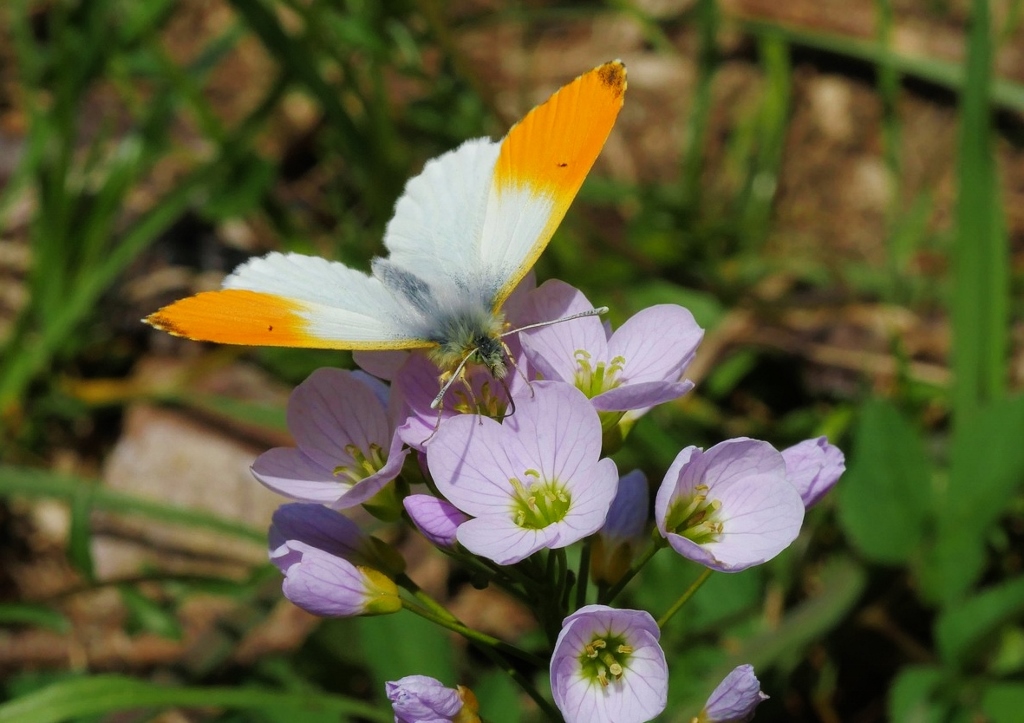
145, 61, 626, 350
381, 61, 627, 314
144, 252, 434, 350
484, 60, 626, 307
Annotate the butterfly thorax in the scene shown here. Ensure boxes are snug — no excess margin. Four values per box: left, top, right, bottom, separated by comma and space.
428, 309, 508, 379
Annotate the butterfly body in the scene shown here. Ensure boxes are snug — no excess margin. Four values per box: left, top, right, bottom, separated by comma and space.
145, 62, 627, 376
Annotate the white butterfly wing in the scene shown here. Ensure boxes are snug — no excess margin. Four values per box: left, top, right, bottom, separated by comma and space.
145, 252, 433, 349
145, 61, 626, 353
381, 61, 627, 316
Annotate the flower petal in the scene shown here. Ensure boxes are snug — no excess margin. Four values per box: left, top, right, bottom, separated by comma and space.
520, 280, 609, 382
607, 304, 703, 383
273, 542, 373, 617
252, 447, 342, 503
404, 494, 468, 548
428, 382, 601, 517
386, 675, 463, 722
782, 436, 845, 508
703, 664, 768, 723
268, 503, 366, 562
288, 368, 391, 469
551, 606, 667, 723
602, 469, 649, 542
353, 350, 410, 381
656, 439, 804, 572
591, 380, 694, 411
456, 516, 552, 565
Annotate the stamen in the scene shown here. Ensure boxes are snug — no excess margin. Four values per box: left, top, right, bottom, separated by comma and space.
508, 475, 571, 530
573, 350, 627, 397
333, 443, 386, 484
665, 486, 726, 545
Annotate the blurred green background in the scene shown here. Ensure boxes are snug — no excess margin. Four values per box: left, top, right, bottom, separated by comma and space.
1, 0, 1022, 721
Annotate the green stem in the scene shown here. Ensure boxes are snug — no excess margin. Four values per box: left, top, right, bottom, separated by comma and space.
465, 637, 561, 722
575, 538, 592, 609
395, 574, 457, 623
398, 598, 559, 719
399, 599, 546, 669
657, 568, 713, 628
553, 548, 569, 611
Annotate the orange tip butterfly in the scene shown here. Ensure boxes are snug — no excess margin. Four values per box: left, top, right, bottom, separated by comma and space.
145, 61, 626, 381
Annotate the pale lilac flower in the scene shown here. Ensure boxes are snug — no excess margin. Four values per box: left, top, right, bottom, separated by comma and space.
269, 504, 401, 617
252, 368, 409, 509
602, 470, 649, 541
592, 470, 649, 585
781, 436, 845, 508
393, 351, 529, 452
550, 605, 668, 723
655, 438, 804, 572
520, 280, 703, 413
404, 494, 469, 548
426, 381, 618, 565
699, 664, 768, 723
353, 350, 411, 381
386, 675, 480, 723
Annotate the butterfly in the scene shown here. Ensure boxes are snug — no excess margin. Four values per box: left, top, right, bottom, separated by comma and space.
145, 61, 626, 384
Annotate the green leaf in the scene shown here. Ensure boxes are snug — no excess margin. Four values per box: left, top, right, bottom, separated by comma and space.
837, 399, 933, 564
67, 482, 96, 581
118, 585, 183, 640
0, 465, 264, 543
935, 576, 1024, 669
0, 674, 391, 723
951, 0, 1009, 424
684, 563, 763, 632
923, 396, 1024, 602
0, 604, 70, 633
474, 670, 523, 723
676, 557, 866, 714
888, 666, 952, 723
738, 16, 1024, 115
982, 682, 1024, 723
357, 611, 456, 686
730, 556, 866, 669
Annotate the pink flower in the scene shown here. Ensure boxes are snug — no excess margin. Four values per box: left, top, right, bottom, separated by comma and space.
252, 368, 409, 509
592, 470, 649, 585
550, 605, 668, 723
426, 381, 618, 565
699, 664, 768, 722
268, 504, 401, 617
520, 280, 703, 413
655, 438, 804, 572
403, 494, 469, 548
386, 675, 480, 723
781, 436, 845, 508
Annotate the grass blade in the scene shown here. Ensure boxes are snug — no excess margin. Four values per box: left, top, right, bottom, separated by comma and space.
0, 674, 391, 723
0, 465, 264, 544
951, 0, 1008, 424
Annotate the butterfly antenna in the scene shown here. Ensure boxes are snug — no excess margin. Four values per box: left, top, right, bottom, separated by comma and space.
430, 346, 479, 410
423, 403, 445, 444
500, 306, 609, 337
497, 376, 517, 421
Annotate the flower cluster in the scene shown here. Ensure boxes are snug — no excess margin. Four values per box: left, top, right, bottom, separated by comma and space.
249, 279, 844, 723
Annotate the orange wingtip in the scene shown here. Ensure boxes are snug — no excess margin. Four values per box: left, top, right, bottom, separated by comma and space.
495, 60, 626, 199
144, 289, 326, 348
